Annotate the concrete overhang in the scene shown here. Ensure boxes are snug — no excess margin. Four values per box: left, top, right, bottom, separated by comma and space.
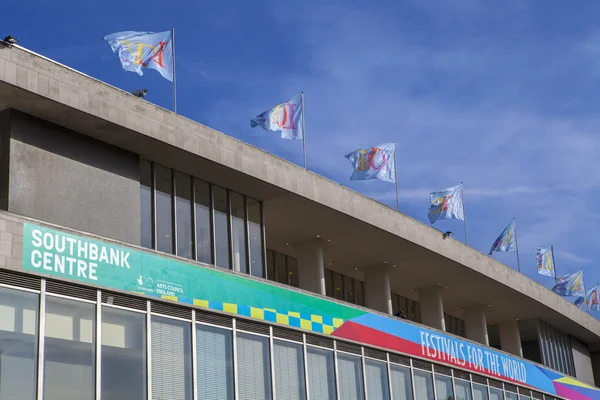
1, 46, 599, 346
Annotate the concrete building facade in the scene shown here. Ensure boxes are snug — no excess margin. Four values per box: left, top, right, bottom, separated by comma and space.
0, 45, 599, 399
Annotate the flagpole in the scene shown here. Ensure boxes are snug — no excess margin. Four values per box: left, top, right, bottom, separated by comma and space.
582, 269, 588, 312
171, 26, 177, 114
513, 217, 521, 273
394, 143, 399, 210
460, 181, 468, 245
301, 91, 307, 169
550, 245, 558, 282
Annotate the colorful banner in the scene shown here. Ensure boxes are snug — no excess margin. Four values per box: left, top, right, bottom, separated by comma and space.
536, 247, 555, 277
250, 94, 304, 140
345, 143, 396, 183
428, 184, 465, 224
21, 223, 599, 399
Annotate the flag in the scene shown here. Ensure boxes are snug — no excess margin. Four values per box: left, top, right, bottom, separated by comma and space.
536, 247, 555, 277
489, 219, 517, 255
104, 30, 174, 81
428, 184, 464, 224
586, 285, 599, 312
345, 143, 396, 183
250, 94, 304, 140
552, 270, 585, 297
574, 296, 586, 309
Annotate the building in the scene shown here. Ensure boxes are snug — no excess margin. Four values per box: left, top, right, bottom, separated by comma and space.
0, 44, 599, 400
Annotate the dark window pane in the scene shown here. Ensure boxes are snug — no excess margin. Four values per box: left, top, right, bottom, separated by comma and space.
0, 287, 39, 400
195, 179, 212, 264
230, 192, 247, 274
344, 276, 354, 304
325, 270, 333, 297
392, 294, 400, 314
155, 165, 173, 254
213, 186, 230, 269
140, 159, 153, 249
44, 296, 95, 400
101, 307, 146, 400
248, 198, 264, 279
332, 272, 344, 301
176, 172, 193, 259
275, 252, 287, 285
266, 250, 275, 282
288, 257, 299, 288
355, 281, 364, 306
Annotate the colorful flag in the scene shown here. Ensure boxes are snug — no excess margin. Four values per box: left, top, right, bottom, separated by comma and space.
250, 94, 304, 140
104, 30, 174, 81
552, 270, 585, 297
489, 219, 517, 255
345, 143, 396, 183
536, 247, 555, 277
428, 184, 464, 224
586, 285, 599, 312
574, 296, 586, 309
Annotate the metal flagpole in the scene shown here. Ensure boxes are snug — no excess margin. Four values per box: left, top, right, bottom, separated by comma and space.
394, 143, 399, 210
460, 182, 468, 245
171, 26, 177, 114
550, 245, 558, 282
301, 91, 307, 169
513, 217, 521, 273
581, 269, 588, 312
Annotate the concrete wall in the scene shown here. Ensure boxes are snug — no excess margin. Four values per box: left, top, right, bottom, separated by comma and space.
571, 336, 595, 385
6, 110, 140, 245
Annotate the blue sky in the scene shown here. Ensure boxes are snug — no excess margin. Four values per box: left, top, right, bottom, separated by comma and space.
4, 0, 600, 319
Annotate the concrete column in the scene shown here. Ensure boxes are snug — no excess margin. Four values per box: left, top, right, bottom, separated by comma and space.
464, 305, 489, 345
419, 287, 445, 331
364, 267, 392, 314
499, 320, 522, 357
297, 240, 325, 295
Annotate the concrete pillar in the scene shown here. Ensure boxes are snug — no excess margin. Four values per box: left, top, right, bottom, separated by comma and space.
499, 320, 522, 357
419, 287, 445, 331
464, 305, 489, 345
364, 267, 392, 314
297, 240, 325, 295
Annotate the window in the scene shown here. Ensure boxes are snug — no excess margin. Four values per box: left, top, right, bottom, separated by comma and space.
435, 374, 453, 399
390, 364, 413, 400
196, 324, 234, 400
325, 270, 333, 297
274, 339, 306, 400
213, 185, 230, 269
307, 347, 336, 400
44, 296, 95, 400
276, 252, 288, 285
343, 276, 354, 304
337, 352, 364, 400
195, 179, 212, 264
267, 250, 275, 281
355, 281, 365, 306
248, 198, 264, 278
140, 159, 153, 249
505, 392, 518, 400
0, 287, 38, 400
332, 272, 344, 301
236, 332, 272, 400
454, 379, 472, 400
413, 369, 434, 400
151, 316, 193, 400
230, 192, 248, 273
489, 388, 503, 400
101, 306, 146, 400
287, 257, 299, 288
365, 359, 390, 400
473, 383, 489, 400
176, 172, 193, 259
155, 164, 173, 254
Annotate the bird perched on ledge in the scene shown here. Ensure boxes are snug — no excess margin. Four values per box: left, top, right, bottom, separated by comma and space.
442, 231, 454, 239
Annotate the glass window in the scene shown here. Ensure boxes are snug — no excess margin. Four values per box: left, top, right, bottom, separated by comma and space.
355, 281, 365, 306
213, 186, 230, 269
101, 306, 146, 400
505, 393, 518, 400
413, 370, 434, 400
194, 179, 212, 264
288, 257, 299, 288
196, 324, 234, 400
155, 164, 173, 254
392, 294, 400, 314
390, 364, 412, 400
275, 252, 287, 285
140, 159, 153, 249
454, 379, 472, 400
266, 250, 275, 282
365, 359, 390, 400
176, 172, 193, 259
44, 296, 95, 400
151, 316, 193, 400
344, 276, 354, 304
337, 353, 364, 400
473, 384, 489, 400
237, 332, 272, 400
332, 272, 344, 301
230, 192, 248, 274
248, 198, 264, 278
0, 287, 38, 400
307, 347, 336, 400
489, 388, 503, 400
435, 374, 453, 399
274, 339, 306, 400
398, 296, 408, 319
325, 270, 333, 297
